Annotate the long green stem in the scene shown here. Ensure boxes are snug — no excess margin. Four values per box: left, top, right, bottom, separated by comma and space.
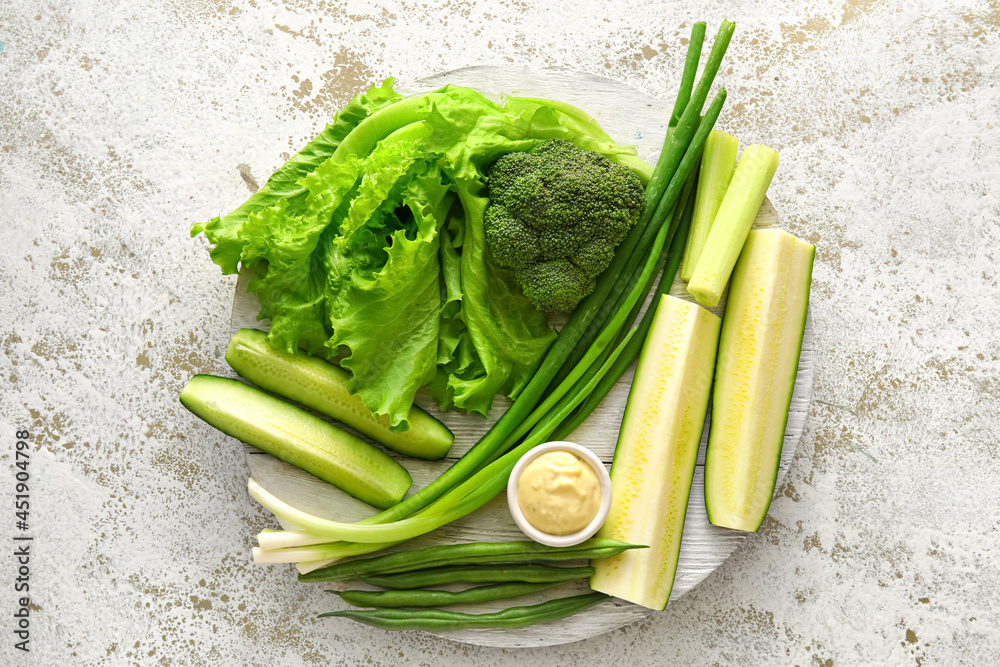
670, 22, 707, 127
615, 162, 698, 344
549, 21, 733, 390
644, 23, 711, 229
688, 20, 736, 122
249, 475, 503, 550
250, 328, 637, 547
553, 164, 699, 440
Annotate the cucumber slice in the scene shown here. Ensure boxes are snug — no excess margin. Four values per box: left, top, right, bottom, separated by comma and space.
179, 375, 412, 509
225, 328, 453, 460
705, 228, 815, 531
589, 295, 721, 610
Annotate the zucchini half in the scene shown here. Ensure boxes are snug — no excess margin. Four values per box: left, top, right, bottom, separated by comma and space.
704, 228, 814, 531
589, 295, 721, 610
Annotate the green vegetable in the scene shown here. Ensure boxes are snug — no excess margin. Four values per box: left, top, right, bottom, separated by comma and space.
297, 538, 642, 582
705, 228, 814, 531
359, 564, 594, 589
179, 375, 411, 509
225, 328, 453, 459
589, 295, 720, 610
687, 143, 780, 307
483, 139, 646, 312
193, 80, 653, 427
330, 581, 568, 609
680, 129, 739, 282
319, 592, 611, 631
248, 21, 735, 569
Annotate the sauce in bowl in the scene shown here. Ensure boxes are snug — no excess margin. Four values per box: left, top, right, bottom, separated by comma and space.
507, 441, 612, 547
516, 449, 602, 535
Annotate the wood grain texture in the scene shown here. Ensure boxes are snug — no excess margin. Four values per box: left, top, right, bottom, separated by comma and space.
231, 66, 813, 647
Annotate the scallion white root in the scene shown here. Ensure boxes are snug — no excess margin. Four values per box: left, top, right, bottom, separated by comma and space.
256, 529, 334, 551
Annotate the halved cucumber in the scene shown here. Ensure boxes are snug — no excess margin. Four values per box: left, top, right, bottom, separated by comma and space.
705, 228, 814, 531
225, 328, 453, 460
589, 295, 721, 610
180, 374, 412, 509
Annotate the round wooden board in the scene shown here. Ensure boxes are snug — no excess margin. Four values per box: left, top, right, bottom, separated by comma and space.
230, 66, 814, 648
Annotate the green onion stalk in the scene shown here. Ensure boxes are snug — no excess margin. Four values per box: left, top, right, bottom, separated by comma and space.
549, 19, 734, 390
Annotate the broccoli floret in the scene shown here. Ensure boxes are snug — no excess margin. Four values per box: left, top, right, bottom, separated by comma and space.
484, 139, 646, 313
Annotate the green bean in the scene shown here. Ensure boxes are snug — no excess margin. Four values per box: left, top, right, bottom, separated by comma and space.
330, 580, 569, 609
359, 564, 595, 590
319, 592, 611, 631
298, 539, 644, 583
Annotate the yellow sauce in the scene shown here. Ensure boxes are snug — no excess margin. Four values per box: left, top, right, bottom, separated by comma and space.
516, 450, 602, 535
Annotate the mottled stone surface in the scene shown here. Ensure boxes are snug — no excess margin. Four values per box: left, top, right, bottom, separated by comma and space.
1, 1, 998, 664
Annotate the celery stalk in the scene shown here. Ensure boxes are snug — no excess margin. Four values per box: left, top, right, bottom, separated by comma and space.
687, 144, 779, 307
679, 129, 739, 282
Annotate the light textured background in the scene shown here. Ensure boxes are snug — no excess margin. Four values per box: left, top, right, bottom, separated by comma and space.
1, 1, 998, 665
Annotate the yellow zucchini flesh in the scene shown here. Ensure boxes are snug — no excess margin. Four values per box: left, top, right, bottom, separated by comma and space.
704, 228, 814, 531
589, 295, 720, 610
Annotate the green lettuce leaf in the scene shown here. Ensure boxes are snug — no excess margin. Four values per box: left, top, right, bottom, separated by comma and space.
193, 81, 649, 427
445, 187, 556, 415
327, 167, 452, 428
241, 151, 365, 357
236, 200, 330, 356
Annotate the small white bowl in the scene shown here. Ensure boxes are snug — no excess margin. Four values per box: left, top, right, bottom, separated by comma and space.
507, 441, 613, 548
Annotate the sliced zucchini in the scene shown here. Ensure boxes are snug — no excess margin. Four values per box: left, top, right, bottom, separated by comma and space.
705, 228, 814, 531
180, 374, 412, 509
589, 295, 721, 610
225, 328, 453, 460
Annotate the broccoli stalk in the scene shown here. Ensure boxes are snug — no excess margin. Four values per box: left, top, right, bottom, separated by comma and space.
483, 139, 647, 313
